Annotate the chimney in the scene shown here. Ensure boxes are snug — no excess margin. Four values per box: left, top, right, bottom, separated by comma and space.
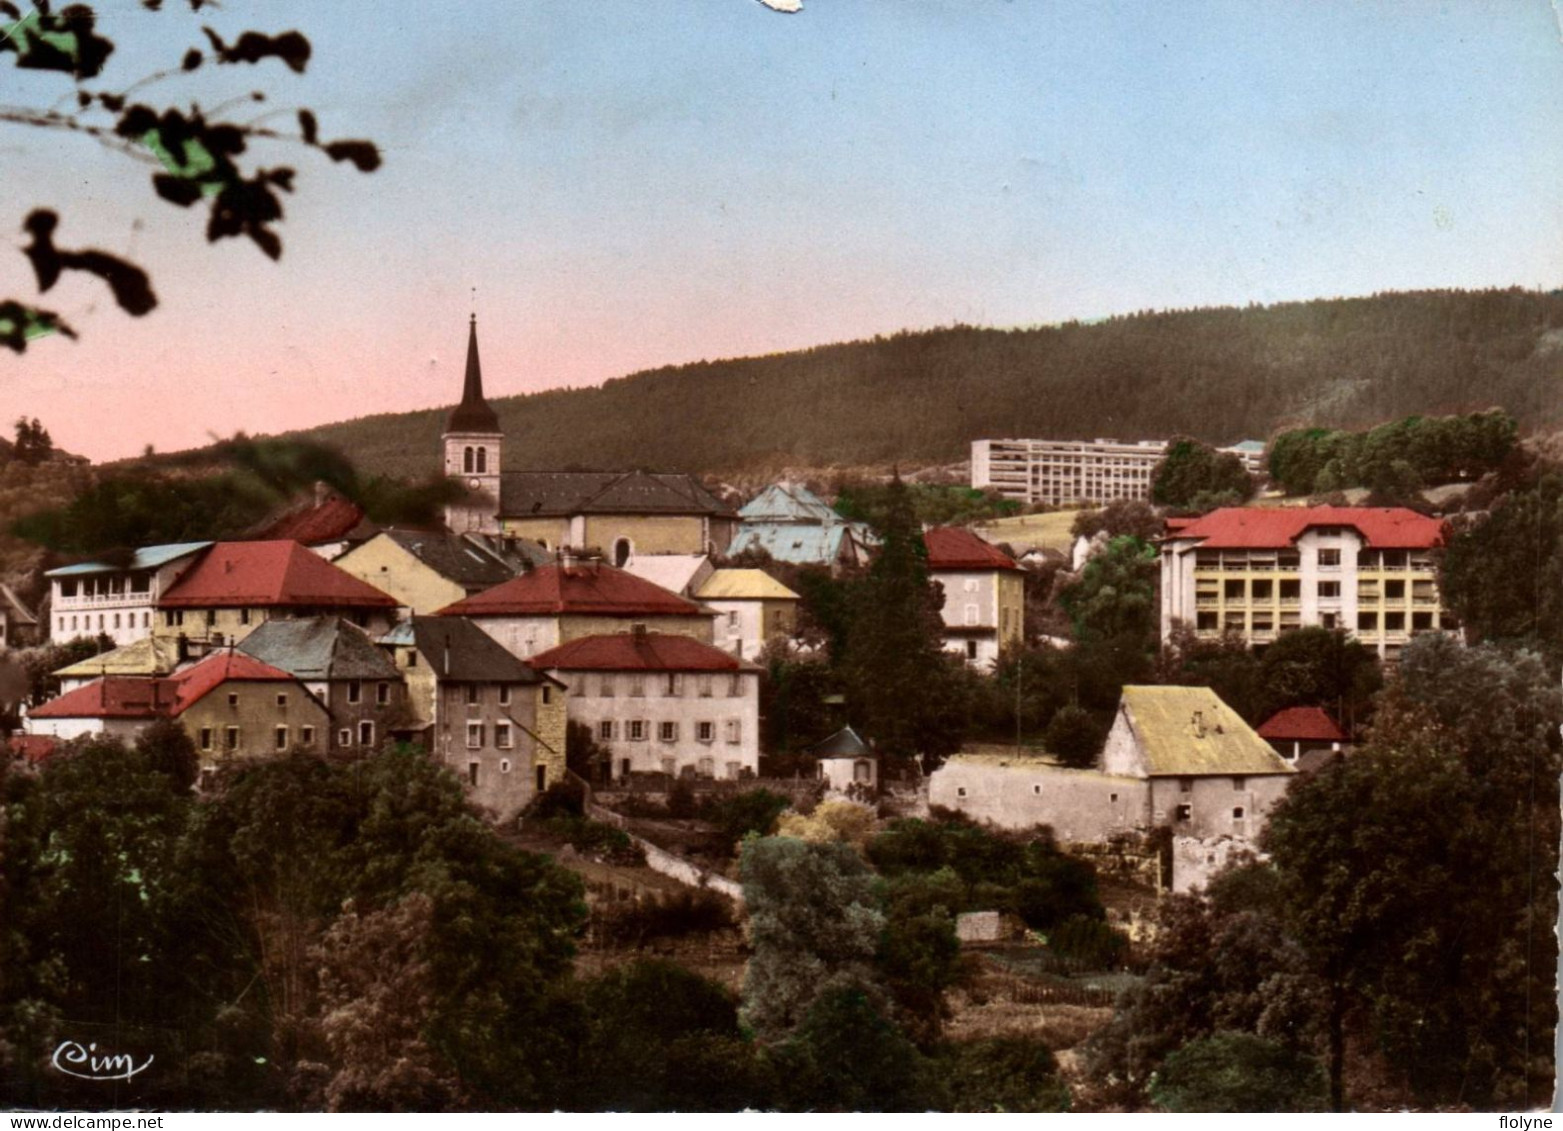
314, 480, 328, 508
1191, 710, 1206, 739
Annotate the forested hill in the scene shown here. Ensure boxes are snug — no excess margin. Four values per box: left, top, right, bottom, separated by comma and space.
284, 288, 1563, 479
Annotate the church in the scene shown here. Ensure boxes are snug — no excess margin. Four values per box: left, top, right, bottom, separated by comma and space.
441, 318, 739, 564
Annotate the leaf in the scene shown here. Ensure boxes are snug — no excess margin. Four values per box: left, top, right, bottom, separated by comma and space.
153, 173, 203, 207
22, 209, 157, 316
202, 27, 311, 73
323, 139, 381, 173
182, 48, 202, 71
0, 300, 76, 353
297, 108, 318, 146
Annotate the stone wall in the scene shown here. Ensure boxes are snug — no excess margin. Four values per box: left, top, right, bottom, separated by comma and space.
928, 758, 1149, 841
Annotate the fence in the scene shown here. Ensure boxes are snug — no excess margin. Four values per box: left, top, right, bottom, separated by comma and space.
991, 974, 1121, 1009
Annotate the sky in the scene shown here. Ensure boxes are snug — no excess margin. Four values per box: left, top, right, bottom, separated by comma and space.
4, 0, 1562, 463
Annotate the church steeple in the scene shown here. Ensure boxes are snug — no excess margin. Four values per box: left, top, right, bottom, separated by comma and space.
445, 314, 501, 434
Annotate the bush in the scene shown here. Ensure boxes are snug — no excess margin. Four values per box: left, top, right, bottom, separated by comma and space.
931, 1037, 1071, 1112
526, 778, 586, 820
702, 788, 791, 855
1150, 1031, 1328, 1113
1047, 914, 1128, 970
540, 815, 644, 866
593, 888, 735, 946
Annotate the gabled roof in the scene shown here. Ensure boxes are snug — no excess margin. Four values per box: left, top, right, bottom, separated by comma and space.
381, 615, 551, 685
695, 568, 800, 601
159, 541, 398, 609
1164, 506, 1446, 550
1118, 686, 1295, 777
54, 636, 182, 680
531, 632, 748, 673
809, 725, 872, 759
27, 677, 170, 719
621, 554, 711, 597
446, 316, 502, 434
46, 541, 212, 578
1257, 706, 1347, 743
249, 494, 371, 546
373, 529, 517, 590
1, 584, 37, 626
437, 563, 707, 618
738, 482, 842, 524
497, 470, 735, 519
238, 617, 401, 681
923, 527, 1022, 572
726, 523, 854, 565
164, 650, 299, 713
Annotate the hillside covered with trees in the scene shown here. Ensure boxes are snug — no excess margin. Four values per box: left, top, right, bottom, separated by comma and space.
267, 288, 1563, 479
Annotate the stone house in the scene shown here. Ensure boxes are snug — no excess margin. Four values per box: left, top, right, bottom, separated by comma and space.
694, 568, 800, 660
928, 753, 1148, 843
923, 527, 1025, 667
334, 528, 517, 615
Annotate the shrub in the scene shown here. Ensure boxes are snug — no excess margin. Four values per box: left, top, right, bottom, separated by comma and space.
540, 815, 644, 866
593, 889, 735, 946
526, 778, 586, 820
1047, 914, 1128, 970
703, 788, 791, 854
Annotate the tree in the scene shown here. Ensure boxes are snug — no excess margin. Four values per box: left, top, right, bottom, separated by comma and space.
1059, 534, 1159, 647
2, 2, 379, 350
932, 1038, 1070, 1112
1044, 703, 1103, 768
1255, 626, 1381, 733
840, 473, 969, 769
1440, 472, 1563, 655
1151, 438, 1255, 509
11, 418, 52, 464
1150, 1031, 1328, 1113
1071, 498, 1165, 543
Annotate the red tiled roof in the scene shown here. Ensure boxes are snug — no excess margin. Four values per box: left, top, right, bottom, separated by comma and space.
437, 563, 705, 618
8, 734, 59, 765
28, 677, 170, 719
531, 632, 744, 672
251, 495, 368, 545
1165, 506, 1446, 550
923, 527, 1021, 571
160, 541, 398, 609
1257, 706, 1347, 743
28, 652, 298, 719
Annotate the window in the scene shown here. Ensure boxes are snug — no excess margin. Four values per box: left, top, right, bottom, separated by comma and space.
240, 608, 251, 625
1196, 611, 1218, 631
659, 721, 678, 743
339, 728, 353, 747
466, 684, 480, 705
1358, 611, 1378, 632
698, 675, 713, 698
406, 651, 418, 667
1318, 549, 1341, 568
358, 721, 374, 747
1033, 784, 1042, 795
1385, 612, 1405, 632
1175, 803, 1192, 821
697, 756, 714, 778
1179, 777, 1193, 794
347, 680, 362, 704
629, 676, 646, 698
1251, 578, 1272, 600
1280, 579, 1301, 601
542, 685, 552, 705
614, 538, 632, 568
1109, 792, 1118, 803
1412, 611, 1433, 631
468, 762, 479, 786
204, 610, 215, 627
495, 722, 512, 749
142, 612, 149, 628
697, 721, 714, 743
463, 446, 474, 473
725, 718, 741, 744
276, 693, 288, 707
1223, 579, 1244, 600
275, 726, 288, 751
225, 726, 239, 751
200, 727, 212, 751
728, 673, 743, 697
301, 726, 314, 746
965, 640, 978, 660
476, 446, 486, 473
228, 693, 239, 707
629, 719, 647, 741
1233, 806, 1246, 820
1385, 579, 1405, 599
956, 787, 967, 798
1232, 776, 1246, 791
600, 676, 615, 697
727, 610, 739, 628
113, 613, 120, 629
964, 603, 979, 626
498, 684, 511, 706
467, 722, 484, 748
665, 673, 681, 696
1317, 581, 1340, 599
599, 720, 616, 741
500, 758, 511, 774
376, 682, 389, 705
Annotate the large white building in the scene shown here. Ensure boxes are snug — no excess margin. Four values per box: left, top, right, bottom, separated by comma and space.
1159, 506, 1450, 661
530, 630, 760, 782
972, 437, 1266, 506
46, 542, 212, 646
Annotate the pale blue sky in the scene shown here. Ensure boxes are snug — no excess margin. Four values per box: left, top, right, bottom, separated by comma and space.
5, 0, 1562, 460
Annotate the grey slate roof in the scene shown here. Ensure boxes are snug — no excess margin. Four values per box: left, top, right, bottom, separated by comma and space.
380, 529, 517, 591
810, 726, 873, 759
237, 617, 401, 681
498, 470, 735, 519
386, 615, 553, 685
46, 541, 212, 577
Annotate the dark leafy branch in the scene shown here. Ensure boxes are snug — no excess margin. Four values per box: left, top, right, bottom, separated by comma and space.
0, 0, 380, 351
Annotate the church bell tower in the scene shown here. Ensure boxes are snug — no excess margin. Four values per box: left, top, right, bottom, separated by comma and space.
442, 314, 504, 534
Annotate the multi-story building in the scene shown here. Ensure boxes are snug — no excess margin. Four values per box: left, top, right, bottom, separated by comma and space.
923, 527, 1025, 666
45, 542, 212, 646
972, 437, 1266, 506
531, 630, 760, 782
693, 568, 800, 661
1159, 506, 1449, 661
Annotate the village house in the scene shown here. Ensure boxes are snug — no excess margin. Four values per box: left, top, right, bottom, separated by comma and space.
237, 617, 410, 757
1159, 505, 1450, 661
531, 630, 760, 782
923, 526, 1025, 666
24, 650, 330, 784
810, 725, 879, 796
0, 584, 39, 650
439, 317, 737, 557
246, 485, 377, 561
154, 540, 399, 651
694, 568, 800, 661
54, 635, 183, 692
437, 558, 716, 660
377, 614, 566, 818
1256, 705, 1348, 770
45, 541, 211, 646
334, 528, 518, 615
724, 481, 873, 571
620, 552, 713, 598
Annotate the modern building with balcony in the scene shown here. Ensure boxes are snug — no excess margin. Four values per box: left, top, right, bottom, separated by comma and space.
45, 542, 213, 647
1159, 506, 1449, 661
971, 437, 1266, 506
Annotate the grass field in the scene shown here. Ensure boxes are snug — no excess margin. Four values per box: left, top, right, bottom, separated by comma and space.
973, 510, 1080, 553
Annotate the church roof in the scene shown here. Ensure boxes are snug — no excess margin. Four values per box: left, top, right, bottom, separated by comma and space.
497, 469, 735, 519
445, 316, 501, 434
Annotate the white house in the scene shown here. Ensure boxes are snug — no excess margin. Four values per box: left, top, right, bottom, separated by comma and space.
531, 630, 760, 782
694, 568, 801, 661
46, 542, 212, 646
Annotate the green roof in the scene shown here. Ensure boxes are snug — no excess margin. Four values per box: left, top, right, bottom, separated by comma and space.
1118, 686, 1295, 777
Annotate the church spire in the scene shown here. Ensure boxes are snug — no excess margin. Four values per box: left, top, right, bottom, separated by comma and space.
445, 314, 501, 433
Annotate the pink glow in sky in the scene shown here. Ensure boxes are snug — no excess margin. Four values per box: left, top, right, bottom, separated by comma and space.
5, 1, 1561, 463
